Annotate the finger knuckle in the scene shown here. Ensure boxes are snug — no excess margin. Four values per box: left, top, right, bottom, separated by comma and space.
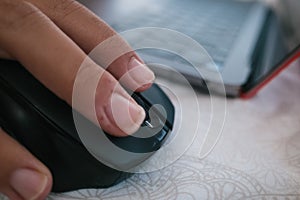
0, 1, 42, 31
95, 72, 118, 106
99, 72, 118, 91
48, 0, 84, 19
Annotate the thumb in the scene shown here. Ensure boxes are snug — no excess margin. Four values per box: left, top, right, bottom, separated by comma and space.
0, 128, 52, 200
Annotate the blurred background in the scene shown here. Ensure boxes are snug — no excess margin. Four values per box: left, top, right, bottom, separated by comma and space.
268, 0, 300, 48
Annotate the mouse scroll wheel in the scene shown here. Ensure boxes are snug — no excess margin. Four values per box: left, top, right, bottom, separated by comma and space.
143, 106, 165, 129
131, 93, 162, 129
144, 120, 154, 128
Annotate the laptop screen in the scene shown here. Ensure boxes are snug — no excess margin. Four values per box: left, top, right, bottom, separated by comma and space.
241, 1, 300, 96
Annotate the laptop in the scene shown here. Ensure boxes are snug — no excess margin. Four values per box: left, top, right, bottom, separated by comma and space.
79, 0, 300, 98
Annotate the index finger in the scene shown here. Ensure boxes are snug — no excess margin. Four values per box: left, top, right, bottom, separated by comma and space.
28, 0, 155, 92
0, 1, 145, 136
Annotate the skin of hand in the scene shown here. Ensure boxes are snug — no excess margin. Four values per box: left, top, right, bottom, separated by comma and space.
0, 0, 155, 199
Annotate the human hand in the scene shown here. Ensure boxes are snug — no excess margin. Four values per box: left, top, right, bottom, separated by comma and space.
0, 0, 155, 199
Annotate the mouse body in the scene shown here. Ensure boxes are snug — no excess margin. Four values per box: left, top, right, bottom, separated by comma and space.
0, 59, 174, 192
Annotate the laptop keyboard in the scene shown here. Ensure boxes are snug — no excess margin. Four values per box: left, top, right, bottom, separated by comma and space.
111, 0, 253, 69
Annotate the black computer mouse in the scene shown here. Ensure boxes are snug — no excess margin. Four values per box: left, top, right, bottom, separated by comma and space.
0, 59, 174, 192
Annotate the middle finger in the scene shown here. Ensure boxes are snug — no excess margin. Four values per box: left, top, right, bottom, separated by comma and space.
28, 0, 155, 92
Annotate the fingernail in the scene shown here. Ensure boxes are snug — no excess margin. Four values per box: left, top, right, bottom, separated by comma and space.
128, 57, 155, 86
10, 168, 48, 200
111, 93, 145, 135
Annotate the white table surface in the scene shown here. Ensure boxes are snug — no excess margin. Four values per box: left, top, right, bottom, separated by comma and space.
53, 2, 300, 199
44, 60, 300, 200
0, 56, 299, 200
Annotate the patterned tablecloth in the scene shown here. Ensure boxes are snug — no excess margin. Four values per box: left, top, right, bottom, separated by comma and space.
0, 62, 299, 200
43, 61, 299, 199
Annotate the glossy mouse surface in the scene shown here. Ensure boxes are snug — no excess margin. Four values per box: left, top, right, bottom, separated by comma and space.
0, 59, 174, 192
